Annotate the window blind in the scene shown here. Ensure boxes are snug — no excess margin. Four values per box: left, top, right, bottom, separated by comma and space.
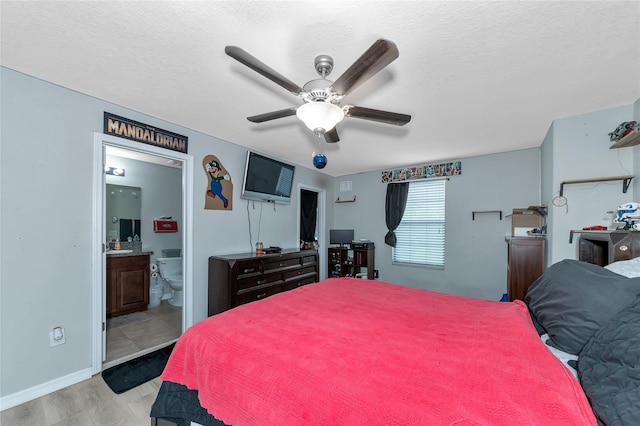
392, 179, 445, 267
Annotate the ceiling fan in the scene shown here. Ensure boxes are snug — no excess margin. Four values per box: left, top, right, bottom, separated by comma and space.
225, 39, 411, 144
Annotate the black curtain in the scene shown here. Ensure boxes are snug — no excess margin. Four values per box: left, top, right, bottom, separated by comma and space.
300, 189, 318, 243
119, 219, 141, 241
385, 182, 409, 247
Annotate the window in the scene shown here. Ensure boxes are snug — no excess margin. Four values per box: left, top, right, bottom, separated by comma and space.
392, 179, 445, 267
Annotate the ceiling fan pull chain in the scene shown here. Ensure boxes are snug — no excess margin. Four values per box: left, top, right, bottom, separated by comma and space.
312, 140, 328, 170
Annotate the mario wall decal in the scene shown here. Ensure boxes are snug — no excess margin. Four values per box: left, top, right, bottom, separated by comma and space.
203, 155, 233, 210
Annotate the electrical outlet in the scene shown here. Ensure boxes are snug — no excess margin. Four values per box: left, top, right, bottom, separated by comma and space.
49, 327, 66, 347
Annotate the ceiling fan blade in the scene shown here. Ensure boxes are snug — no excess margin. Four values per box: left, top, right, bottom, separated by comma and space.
331, 39, 399, 96
225, 46, 304, 95
247, 108, 297, 123
343, 106, 411, 126
324, 127, 340, 143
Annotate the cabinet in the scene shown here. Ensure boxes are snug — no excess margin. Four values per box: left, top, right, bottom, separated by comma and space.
106, 254, 150, 317
208, 249, 319, 316
578, 230, 640, 266
328, 246, 375, 280
506, 237, 545, 302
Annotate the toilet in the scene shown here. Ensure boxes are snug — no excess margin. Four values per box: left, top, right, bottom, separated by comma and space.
156, 257, 183, 307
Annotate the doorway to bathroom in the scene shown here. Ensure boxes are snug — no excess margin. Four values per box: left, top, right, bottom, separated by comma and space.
91, 132, 194, 374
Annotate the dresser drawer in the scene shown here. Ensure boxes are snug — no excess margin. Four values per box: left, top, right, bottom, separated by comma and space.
264, 257, 301, 271
302, 255, 317, 265
284, 275, 316, 291
236, 261, 262, 276
284, 265, 317, 280
236, 284, 282, 306
237, 272, 281, 291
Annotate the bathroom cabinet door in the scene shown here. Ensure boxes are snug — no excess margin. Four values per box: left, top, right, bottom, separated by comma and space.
107, 254, 150, 317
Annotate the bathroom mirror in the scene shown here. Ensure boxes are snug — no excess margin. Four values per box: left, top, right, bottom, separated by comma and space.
106, 184, 141, 241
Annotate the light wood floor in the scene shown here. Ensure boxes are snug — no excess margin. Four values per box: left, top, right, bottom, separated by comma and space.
2, 301, 182, 425
1, 374, 162, 426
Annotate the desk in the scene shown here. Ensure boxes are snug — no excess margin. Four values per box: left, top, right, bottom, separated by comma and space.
578, 230, 640, 266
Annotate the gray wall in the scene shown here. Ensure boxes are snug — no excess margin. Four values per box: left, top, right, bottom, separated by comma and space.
543, 103, 637, 264
0, 67, 332, 399
331, 148, 541, 300
540, 123, 555, 262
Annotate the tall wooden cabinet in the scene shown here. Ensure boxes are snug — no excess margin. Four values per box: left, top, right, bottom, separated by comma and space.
328, 246, 375, 280
506, 237, 545, 302
106, 254, 150, 317
208, 249, 319, 316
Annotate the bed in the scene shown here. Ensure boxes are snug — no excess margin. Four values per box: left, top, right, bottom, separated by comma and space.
150, 262, 640, 426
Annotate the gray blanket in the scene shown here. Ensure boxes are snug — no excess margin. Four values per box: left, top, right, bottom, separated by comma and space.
578, 294, 640, 425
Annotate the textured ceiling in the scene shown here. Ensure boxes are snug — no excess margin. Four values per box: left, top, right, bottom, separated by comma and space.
2, 1, 639, 176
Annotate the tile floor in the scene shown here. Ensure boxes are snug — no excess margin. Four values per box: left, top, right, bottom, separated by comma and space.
105, 300, 182, 366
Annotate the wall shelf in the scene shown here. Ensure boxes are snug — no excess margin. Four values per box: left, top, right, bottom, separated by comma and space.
472, 210, 502, 220
559, 175, 634, 196
609, 130, 640, 149
335, 196, 356, 203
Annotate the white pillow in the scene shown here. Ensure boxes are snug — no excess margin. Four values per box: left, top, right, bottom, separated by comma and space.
604, 257, 640, 278
541, 334, 578, 378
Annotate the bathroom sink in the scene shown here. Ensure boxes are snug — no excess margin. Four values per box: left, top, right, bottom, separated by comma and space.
106, 249, 133, 255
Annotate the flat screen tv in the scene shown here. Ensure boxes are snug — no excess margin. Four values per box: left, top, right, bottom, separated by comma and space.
330, 229, 354, 246
241, 151, 295, 205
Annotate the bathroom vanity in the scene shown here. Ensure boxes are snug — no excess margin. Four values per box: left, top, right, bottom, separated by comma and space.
106, 253, 151, 317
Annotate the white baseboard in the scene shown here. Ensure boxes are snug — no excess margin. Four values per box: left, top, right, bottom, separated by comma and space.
0, 368, 92, 412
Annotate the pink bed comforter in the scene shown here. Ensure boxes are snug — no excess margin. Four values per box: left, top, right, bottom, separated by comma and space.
161, 278, 596, 425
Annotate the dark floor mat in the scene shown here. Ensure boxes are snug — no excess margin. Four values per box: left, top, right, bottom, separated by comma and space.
102, 343, 175, 394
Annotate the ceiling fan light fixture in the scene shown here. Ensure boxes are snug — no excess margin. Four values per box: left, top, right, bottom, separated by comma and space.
296, 102, 344, 136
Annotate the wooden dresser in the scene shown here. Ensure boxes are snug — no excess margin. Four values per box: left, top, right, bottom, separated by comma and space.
506, 237, 545, 302
208, 249, 319, 316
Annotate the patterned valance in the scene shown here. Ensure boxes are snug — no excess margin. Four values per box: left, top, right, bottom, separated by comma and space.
381, 161, 462, 183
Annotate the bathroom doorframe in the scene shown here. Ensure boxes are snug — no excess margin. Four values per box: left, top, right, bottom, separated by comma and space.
91, 132, 195, 375
297, 184, 327, 281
